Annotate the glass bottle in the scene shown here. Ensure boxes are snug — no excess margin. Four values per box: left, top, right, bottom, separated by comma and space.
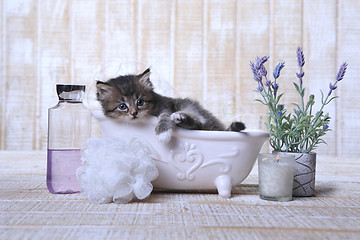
47, 84, 91, 194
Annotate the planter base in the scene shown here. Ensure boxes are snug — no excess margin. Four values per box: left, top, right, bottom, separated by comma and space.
275, 152, 316, 197
293, 152, 316, 197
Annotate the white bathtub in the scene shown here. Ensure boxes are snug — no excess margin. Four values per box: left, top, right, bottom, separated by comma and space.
92, 110, 269, 198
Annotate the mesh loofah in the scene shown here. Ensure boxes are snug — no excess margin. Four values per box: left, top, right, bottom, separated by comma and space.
76, 137, 159, 204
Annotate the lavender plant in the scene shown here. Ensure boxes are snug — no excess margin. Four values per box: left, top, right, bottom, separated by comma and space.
251, 47, 348, 153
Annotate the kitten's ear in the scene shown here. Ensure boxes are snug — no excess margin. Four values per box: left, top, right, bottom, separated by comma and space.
138, 68, 153, 90
96, 81, 112, 100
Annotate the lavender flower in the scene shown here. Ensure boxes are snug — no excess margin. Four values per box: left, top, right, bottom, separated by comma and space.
273, 62, 285, 79
250, 61, 257, 76
336, 62, 348, 82
296, 70, 305, 86
297, 47, 305, 67
256, 84, 264, 92
250, 61, 262, 82
250, 56, 271, 87
272, 83, 279, 91
296, 47, 305, 86
328, 62, 348, 96
329, 83, 337, 91
278, 111, 283, 118
323, 124, 329, 132
296, 71, 305, 79
260, 65, 267, 77
255, 56, 270, 70
270, 62, 284, 98
264, 77, 271, 87
271, 82, 279, 98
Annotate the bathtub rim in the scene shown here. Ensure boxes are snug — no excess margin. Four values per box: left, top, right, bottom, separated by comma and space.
92, 110, 270, 141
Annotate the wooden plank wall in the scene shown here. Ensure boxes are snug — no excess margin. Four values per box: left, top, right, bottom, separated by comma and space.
0, 0, 359, 157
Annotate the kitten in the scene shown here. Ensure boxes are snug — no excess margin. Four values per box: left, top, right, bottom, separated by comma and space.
96, 68, 245, 143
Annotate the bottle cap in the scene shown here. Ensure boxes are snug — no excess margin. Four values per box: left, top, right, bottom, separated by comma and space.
56, 84, 86, 102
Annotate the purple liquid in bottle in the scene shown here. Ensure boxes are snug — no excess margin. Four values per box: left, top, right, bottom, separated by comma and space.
47, 149, 82, 194
47, 84, 91, 194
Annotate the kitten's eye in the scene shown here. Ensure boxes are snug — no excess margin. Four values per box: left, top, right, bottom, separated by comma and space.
136, 99, 145, 107
118, 103, 128, 111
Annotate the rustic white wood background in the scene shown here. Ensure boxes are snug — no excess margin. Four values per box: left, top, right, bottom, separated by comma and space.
0, 0, 359, 157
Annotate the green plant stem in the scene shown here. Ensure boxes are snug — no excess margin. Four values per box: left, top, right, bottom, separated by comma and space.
299, 72, 310, 151
294, 93, 331, 152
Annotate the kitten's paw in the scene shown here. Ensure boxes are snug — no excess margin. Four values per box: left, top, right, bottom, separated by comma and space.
170, 113, 184, 124
157, 129, 173, 143
227, 121, 246, 132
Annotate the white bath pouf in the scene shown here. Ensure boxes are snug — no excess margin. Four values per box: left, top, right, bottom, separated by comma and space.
76, 137, 159, 204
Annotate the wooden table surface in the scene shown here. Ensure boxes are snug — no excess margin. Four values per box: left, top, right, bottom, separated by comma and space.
0, 151, 359, 240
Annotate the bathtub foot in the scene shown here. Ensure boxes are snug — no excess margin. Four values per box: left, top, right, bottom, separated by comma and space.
215, 175, 232, 198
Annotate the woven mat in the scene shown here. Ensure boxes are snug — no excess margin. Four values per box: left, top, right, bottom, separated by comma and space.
1, 151, 359, 239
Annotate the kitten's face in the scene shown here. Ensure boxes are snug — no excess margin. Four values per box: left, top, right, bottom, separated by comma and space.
96, 68, 154, 122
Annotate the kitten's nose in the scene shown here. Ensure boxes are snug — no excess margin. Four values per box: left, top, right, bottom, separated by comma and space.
130, 111, 138, 117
